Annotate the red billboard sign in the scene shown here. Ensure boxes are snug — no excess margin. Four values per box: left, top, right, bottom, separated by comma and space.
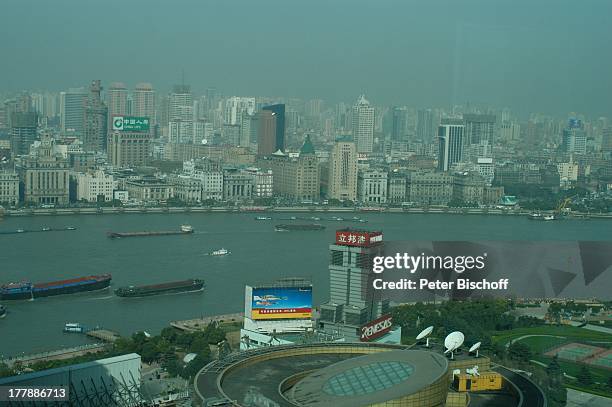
360, 314, 393, 342
335, 230, 383, 247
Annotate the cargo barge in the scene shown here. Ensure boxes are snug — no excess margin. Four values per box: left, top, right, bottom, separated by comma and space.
275, 224, 326, 232
115, 279, 205, 297
108, 224, 193, 238
0, 274, 112, 300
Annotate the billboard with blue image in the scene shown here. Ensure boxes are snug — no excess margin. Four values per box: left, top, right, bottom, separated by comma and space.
251, 286, 312, 320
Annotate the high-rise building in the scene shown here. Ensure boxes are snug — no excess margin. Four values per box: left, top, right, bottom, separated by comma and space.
0, 171, 19, 206
169, 85, 193, 121
132, 83, 156, 126
224, 97, 256, 125
416, 109, 435, 142
319, 230, 390, 341
83, 80, 108, 152
10, 111, 38, 156
21, 135, 70, 205
562, 119, 587, 155
261, 104, 285, 153
108, 130, 151, 168
328, 136, 357, 201
60, 87, 86, 135
257, 110, 277, 156
463, 114, 496, 146
352, 95, 374, 153
391, 106, 408, 142
602, 128, 612, 153
438, 118, 465, 171
107, 82, 128, 125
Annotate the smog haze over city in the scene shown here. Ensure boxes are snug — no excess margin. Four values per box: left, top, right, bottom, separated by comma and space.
1, 0, 612, 117
1, 1, 612, 407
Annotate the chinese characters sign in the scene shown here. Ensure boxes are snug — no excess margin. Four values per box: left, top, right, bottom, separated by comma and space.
112, 116, 150, 132
335, 230, 383, 247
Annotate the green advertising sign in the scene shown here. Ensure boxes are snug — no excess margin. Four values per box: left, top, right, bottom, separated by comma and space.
112, 116, 150, 132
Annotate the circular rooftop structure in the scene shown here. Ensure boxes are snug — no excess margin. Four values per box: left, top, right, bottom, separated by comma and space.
195, 343, 450, 407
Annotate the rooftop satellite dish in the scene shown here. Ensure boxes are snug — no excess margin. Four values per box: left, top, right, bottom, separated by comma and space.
469, 341, 482, 358
444, 331, 465, 360
416, 326, 434, 347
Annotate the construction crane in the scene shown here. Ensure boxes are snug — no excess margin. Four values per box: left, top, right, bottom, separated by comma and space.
555, 195, 576, 215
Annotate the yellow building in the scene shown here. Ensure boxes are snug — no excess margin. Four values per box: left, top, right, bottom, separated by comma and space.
453, 372, 502, 392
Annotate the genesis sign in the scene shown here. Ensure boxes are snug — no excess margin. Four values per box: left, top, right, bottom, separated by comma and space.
360, 314, 393, 341
112, 116, 150, 132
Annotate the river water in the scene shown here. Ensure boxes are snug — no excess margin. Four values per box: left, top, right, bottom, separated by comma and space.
0, 212, 610, 357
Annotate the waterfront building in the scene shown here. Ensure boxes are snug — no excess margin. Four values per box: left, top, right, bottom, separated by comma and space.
0, 171, 19, 206
244, 167, 273, 198
170, 173, 203, 203
352, 95, 374, 153
407, 170, 453, 205
327, 136, 358, 202
357, 167, 388, 204
387, 172, 407, 204
21, 135, 70, 206
125, 177, 173, 202
259, 136, 319, 202
75, 170, 115, 202
222, 168, 254, 201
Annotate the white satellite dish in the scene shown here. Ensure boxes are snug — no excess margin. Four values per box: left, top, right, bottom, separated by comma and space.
469, 341, 482, 358
416, 326, 434, 347
444, 331, 465, 359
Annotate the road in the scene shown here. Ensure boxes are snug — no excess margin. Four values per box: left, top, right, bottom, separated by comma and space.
494, 365, 546, 407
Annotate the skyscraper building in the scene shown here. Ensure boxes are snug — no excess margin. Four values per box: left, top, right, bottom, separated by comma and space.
169, 85, 193, 121
438, 118, 465, 171
257, 105, 285, 156
60, 87, 86, 135
83, 80, 108, 152
463, 114, 496, 146
391, 106, 408, 142
132, 83, 156, 125
328, 136, 358, 201
562, 119, 587, 155
10, 111, 38, 156
223, 97, 256, 125
416, 109, 435, 142
319, 230, 389, 340
106, 82, 128, 128
352, 95, 374, 153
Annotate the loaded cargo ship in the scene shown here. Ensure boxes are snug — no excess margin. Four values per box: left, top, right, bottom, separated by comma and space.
0, 274, 112, 300
115, 279, 205, 297
108, 224, 193, 238
275, 224, 326, 232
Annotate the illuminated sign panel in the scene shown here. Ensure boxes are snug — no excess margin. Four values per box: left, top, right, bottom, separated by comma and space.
112, 116, 150, 132
335, 230, 383, 247
360, 314, 393, 341
251, 286, 312, 320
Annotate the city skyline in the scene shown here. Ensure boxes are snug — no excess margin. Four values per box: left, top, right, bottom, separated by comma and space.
1, 0, 611, 117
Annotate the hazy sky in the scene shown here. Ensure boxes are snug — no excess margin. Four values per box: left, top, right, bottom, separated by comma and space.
1, 0, 611, 117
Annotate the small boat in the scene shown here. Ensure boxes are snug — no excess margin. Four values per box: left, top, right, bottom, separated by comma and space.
528, 213, 543, 220
180, 224, 193, 233
543, 215, 556, 221
255, 216, 272, 220
16, 229, 25, 233
66, 226, 77, 230
63, 322, 85, 333
42, 227, 51, 231
209, 248, 230, 256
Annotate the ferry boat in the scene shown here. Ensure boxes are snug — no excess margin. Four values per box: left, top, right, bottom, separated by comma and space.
275, 224, 326, 232
115, 279, 205, 298
209, 248, 230, 256
63, 322, 85, 333
0, 274, 112, 300
255, 216, 272, 220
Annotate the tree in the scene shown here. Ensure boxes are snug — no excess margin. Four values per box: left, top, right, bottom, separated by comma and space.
140, 341, 159, 363
0, 362, 14, 378
576, 365, 593, 386
545, 355, 567, 407
508, 341, 532, 363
